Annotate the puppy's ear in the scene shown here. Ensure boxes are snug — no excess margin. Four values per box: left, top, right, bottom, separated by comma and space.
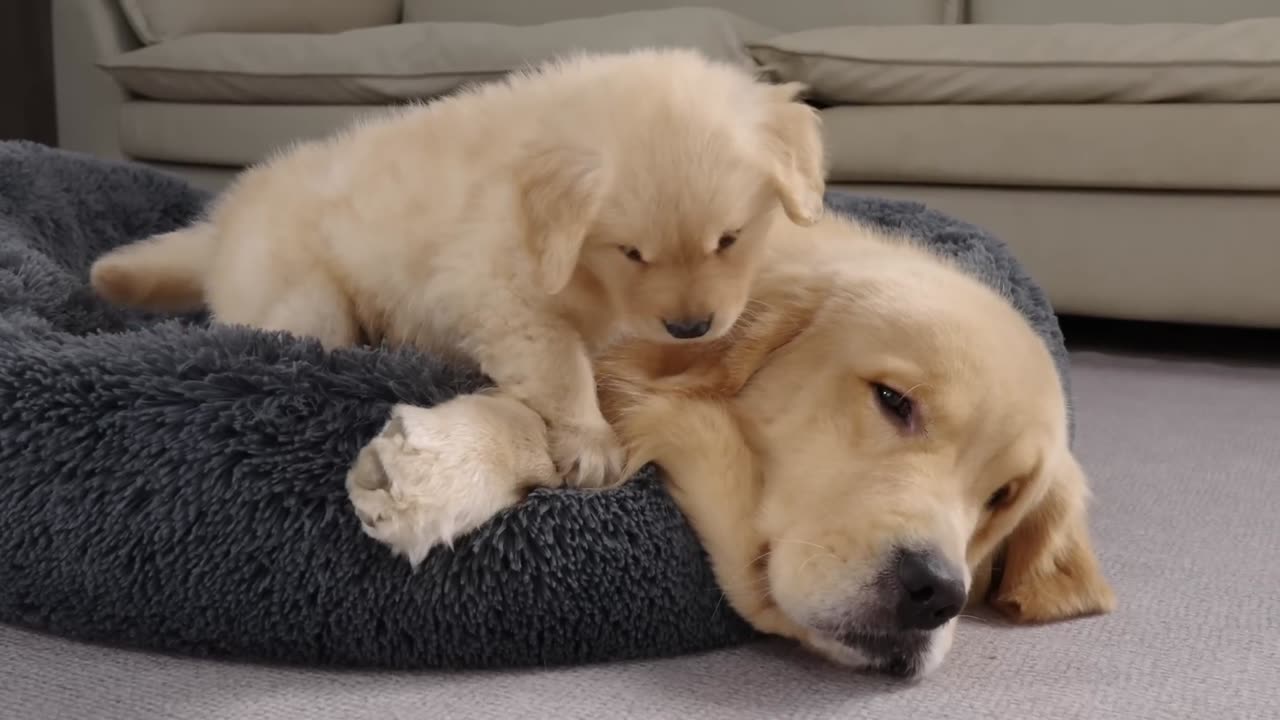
760, 82, 826, 227
515, 142, 608, 295
989, 449, 1117, 623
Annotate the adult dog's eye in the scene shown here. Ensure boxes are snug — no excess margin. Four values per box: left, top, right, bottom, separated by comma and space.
620, 246, 646, 264
716, 232, 738, 252
986, 484, 1013, 509
873, 383, 913, 428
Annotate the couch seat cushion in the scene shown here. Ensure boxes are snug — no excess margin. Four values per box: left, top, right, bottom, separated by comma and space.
821, 104, 1280, 191
118, 0, 402, 45
751, 19, 1280, 104
100, 8, 772, 104
119, 103, 384, 166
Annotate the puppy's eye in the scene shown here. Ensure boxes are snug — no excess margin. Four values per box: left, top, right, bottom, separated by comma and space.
872, 382, 913, 428
986, 484, 1014, 510
716, 232, 738, 253
620, 246, 646, 264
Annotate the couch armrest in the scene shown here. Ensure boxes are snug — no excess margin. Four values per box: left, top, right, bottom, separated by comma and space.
53, 0, 138, 159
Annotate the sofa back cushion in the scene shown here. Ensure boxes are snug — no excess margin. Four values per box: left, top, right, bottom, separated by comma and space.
750, 19, 1280, 105
970, 0, 1277, 24
100, 8, 772, 104
117, 0, 402, 44
402, 0, 958, 31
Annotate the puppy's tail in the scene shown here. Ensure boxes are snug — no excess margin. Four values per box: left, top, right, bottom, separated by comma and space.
90, 223, 216, 313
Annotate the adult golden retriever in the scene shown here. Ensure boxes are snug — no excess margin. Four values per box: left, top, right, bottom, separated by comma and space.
347, 212, 1116, 678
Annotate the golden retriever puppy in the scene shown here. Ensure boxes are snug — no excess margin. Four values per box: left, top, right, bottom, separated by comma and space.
347, 212, 1116, 676
89, 48, 825, 490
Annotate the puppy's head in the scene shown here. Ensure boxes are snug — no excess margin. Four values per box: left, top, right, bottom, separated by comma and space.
741, 242, 1114, 679
515, 49, 825, 343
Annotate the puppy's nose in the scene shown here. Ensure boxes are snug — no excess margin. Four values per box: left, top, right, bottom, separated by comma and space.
894, 548, 966, 631
663, 316, 712, 340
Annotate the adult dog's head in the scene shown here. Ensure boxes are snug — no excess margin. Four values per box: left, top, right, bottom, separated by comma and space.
600, 220, 1119, 678
727, 229, 1115, 678
512, 48, 825, 344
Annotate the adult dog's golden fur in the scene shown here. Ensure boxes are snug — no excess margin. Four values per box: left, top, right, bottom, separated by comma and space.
346, 213, 1115, 678
89, 48, 825, 489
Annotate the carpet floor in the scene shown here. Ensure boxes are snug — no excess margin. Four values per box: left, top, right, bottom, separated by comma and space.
2, 347, 1277, 720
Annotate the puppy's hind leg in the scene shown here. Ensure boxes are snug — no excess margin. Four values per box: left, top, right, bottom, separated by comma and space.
90, 224, 217, 313
229, 275, 362, 350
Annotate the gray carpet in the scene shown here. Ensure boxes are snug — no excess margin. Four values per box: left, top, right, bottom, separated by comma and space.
3, 349, 1276, 719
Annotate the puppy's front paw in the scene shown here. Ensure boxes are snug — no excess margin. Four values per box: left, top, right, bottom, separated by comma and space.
346, 402, 532, 566
549, 421, 625, 489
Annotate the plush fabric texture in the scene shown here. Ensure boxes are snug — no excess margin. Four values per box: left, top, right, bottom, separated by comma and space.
0, 141, 1068, 669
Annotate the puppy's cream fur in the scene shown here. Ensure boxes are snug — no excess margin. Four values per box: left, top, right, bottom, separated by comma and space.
348, 213, 1115, 678
90, 48, 825, 488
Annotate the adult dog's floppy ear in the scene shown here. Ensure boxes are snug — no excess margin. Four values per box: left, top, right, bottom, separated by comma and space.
989, 449, 1117, 623
516, 142, 608, 295
760, 82, 826, 226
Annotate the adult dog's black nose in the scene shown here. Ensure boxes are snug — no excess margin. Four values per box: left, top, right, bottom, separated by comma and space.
895, 548, 966, 631
663, 316, 712, 339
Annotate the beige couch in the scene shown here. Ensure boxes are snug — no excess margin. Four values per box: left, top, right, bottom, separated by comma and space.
53, 0, 1280, 327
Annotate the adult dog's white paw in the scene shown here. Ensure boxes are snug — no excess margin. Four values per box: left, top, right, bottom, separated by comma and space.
346, 396, 555, 566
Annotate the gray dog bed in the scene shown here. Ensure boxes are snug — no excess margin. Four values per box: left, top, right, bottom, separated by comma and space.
0, 141, 1070, 669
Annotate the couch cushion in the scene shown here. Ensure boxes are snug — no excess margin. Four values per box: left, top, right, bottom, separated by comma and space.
117, 0, 401, 45
101, 8, 772, 104
119, 102, 383, 166
970, 0, 1279, 24
750, 19, 1280, 104
821, 104, 1280, 191
839, 184, 1280, 327
402, 0, 958, 31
